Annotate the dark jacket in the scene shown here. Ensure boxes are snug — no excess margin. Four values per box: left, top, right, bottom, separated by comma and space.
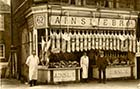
96, 56, 108, 70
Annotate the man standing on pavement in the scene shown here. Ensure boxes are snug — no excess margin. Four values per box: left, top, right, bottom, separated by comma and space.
96, 50, 108, 84
26, 50, 39, 87
80, 52, 89, 82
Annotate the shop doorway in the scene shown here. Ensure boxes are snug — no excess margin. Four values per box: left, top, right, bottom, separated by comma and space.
137, 57, 140, 79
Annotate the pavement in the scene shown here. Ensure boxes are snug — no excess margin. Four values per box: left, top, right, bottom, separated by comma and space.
0, 78, 140, 89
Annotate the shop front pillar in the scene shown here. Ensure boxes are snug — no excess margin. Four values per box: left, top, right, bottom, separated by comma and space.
33, 28, 38, 56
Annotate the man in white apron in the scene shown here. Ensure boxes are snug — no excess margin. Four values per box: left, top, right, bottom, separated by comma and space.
26, 50, 39, 87
80, 52, 89, 82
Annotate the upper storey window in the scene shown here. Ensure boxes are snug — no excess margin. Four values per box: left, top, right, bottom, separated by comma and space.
48, 0, 69, 5
33, 0, 135, 9
117, 0, 134, 9
86, 0, 98, 6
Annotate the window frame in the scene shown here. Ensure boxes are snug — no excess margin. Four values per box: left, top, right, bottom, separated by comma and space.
0, 44, 5, 59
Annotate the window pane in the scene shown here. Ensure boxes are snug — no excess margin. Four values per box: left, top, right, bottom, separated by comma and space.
62, 0, 69, 3
0, 44, 4, 57
48, 0, 69, 4
118, 0, 134, 8
86, 0, 97, 5
71, 0, 75, 4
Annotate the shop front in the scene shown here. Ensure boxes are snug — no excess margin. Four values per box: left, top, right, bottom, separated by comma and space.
25, 5, 138, 83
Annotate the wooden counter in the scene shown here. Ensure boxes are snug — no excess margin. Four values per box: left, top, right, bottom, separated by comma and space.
92, 65, 133, 79
38, 66, 81, 83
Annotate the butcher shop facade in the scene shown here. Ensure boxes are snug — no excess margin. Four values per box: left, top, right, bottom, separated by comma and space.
22, 5, 139, 83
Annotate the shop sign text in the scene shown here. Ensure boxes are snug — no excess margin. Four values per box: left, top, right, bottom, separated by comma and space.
53, 70, 75, 82
50, 16, 136, 28
107, 67, 131, 78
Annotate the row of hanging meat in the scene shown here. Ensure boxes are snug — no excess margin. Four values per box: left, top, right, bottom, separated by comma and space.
49, 30, 136, 53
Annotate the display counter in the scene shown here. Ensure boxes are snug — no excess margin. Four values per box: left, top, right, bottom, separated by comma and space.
38, 66, 81, 83
92, 65, 133, 79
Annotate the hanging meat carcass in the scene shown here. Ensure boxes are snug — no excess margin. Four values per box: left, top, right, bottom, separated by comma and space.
76, 31, 80, 52
71, 31, 76, 52
56, 31, 61, 53
51, 31, 56, 51
117, 32, 120, 51
67, 32, 71, 53
133, 33, 136, 53
84, 31, 88, 51
80, 31, 84, 51
125, 32, 129, 52
113, 32, 117, 51
61, 31, 67, 53
106, 31, 109, 50
128, 32, 133, 52
120, 31, 125, 51
95, 32, 99, 50
102, 31, 106, 50
92, 31, 95, 50
110, 31, 113, 50
88, 31, 92, 50
99, 31, 102, 50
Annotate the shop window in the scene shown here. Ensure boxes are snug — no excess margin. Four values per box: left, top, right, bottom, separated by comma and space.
0, 44, 5, 58
37, 29, 45, 56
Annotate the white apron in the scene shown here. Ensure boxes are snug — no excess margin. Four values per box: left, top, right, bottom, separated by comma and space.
80, 56, 89, 79
26, 55, 39, 80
